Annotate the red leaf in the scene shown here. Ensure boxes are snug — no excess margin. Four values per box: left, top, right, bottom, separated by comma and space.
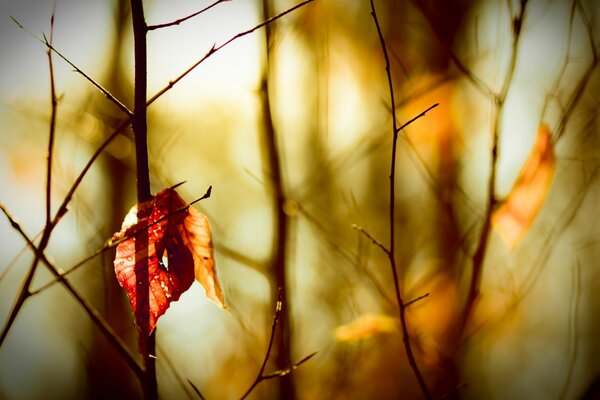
112, 187, 225, 335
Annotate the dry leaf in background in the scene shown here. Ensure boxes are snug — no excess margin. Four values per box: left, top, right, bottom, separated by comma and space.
112, 187, 226, 335
334, 313, 398, 343
492, 125, 556, 249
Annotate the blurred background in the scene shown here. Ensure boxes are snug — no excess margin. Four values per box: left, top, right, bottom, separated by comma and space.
0, 0, 599, 399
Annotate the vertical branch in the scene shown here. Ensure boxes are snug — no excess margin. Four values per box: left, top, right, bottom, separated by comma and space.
0, 10, 59, 348
260, 0, 295, 398
45, 9, 57, 226
461, 0, 528, 333
369, 1, 432, 399
129, 0, 156, 399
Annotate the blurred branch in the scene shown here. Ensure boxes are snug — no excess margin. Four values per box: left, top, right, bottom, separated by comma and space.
147, 0, 231, 31
188, 379, 207, 400
411, 2, 495, 99
257, 0, 319, 398
297, 204, 396, 309
460, 0, 529, 335
10, 17, 133, 117
554, 1, 598, 143
216, 243, 266, 272
558, 258, 581, 400
369, 1, 432, 398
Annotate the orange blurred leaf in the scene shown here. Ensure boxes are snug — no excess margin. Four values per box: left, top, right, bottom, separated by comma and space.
492, 125, 555, 249
334, 313, 397, 343
112, 187, 226, 335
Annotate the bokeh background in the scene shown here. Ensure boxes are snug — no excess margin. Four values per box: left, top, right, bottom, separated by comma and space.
0, 0, 599, 399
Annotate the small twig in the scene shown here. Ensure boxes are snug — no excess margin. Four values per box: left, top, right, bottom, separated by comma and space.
261, 352, 317, 379
238, 289, 316, 400
10, 17, 133, 117
396, 103, 439, 133
351, 224, 389, 255
369, 1, 432, 398
404, 292, 430, 307
147, 0, 231, 31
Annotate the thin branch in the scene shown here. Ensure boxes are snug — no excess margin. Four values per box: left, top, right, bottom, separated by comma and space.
45, 9, 57, 227
11, 17, 133, 117
0, 205, 144, 379
147, 0, 231, 31
145, 0, 315, 108
239, 289, 316, 400
52, 119, 129, 227
188, 379, 207, 400
558, 259, 581, 400
396, 103, 439, 133
369, 1, 432, 398
411, 2, 495, 99
351, 224, 389, 255
404, 292, 430, 307
554, 1, 599, 143
261, 352, 317, 379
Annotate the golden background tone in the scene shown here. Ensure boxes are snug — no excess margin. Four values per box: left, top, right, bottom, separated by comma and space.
0, 0, 599, 398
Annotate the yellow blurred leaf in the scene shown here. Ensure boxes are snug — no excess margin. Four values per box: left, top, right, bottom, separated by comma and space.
334, 313, 398, 343
492, 125, 555, 249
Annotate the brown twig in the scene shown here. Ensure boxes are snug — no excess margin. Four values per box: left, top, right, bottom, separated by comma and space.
11, 17, 133, 117
147, 0, 231, 31
405, 293, 430, 308
351, 224, 389, 255
45, 9, 57, 226
238, 289, 317, 400
369, 1, 432, 398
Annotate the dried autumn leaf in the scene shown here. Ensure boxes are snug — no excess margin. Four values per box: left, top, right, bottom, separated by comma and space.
334, 313, 398, 343
112, 187, 226, 335
492, 125, 555, 249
